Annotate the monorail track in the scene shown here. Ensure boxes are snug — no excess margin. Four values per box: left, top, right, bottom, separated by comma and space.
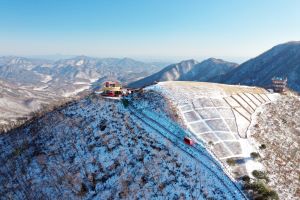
127, 105, 248, 200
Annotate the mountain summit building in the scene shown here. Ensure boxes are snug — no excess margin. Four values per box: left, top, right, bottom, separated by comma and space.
272, 77, 287, 93
102, 81, 122, 97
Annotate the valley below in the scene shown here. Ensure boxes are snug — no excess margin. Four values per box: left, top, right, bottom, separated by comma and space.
0, 56, 164, 130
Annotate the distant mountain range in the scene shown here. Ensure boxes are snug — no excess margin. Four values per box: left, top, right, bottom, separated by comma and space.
0, 78, 61, 125
0, 56, 164, 125
213, 41, 300, 92
128, 58, 237, 88
130, 41, 300, 93
0, 56, 164, 95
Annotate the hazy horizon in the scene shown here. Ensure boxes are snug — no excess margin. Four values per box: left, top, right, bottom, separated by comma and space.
0, 52, 253, 64
1, 0, 299, 63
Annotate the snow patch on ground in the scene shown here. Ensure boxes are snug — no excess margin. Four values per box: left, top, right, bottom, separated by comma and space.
75, 59, 84, 66
239, 139, 264, 175
40, 74, 53, 83
74, 81, 90, 85
63, 86, 90, 97
249, 95, 300, 199
33, 85, 49, 91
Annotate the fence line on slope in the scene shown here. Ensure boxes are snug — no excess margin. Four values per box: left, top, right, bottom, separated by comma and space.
136, 105, 236, 180
127, 105, 248, 200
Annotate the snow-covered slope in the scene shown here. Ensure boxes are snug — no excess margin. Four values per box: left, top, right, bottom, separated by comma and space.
0, 95, 246, 199
138, 81, 299, 199
0, 56, 52, 85
183, 58, 238, 82
144, 81, 278, 178
128, 59, 198, 88
0, 78, 61, 127
249, 95, 300, 200
128, 58, 237, 88
215, 41, 300, 92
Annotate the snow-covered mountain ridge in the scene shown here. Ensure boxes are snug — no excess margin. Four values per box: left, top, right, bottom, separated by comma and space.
0, 92, 247, 199
130, 41, 300, 93
128, 58, 237, 88
214, 41, 300, 92
0, 78, 62, 127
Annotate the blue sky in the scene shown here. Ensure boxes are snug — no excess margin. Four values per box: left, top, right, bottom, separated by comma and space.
0, 0, 299, 62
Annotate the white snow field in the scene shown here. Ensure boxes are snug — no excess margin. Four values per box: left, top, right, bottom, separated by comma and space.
146, 81, 278, 178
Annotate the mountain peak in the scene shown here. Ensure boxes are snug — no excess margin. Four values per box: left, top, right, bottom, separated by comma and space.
178, 59, 198, 64
283, 41, 300, 45
202, 58, 238, 67
121, 57, 134, 61
72, 55, 94, 60
205, 57, 225, 63
0, 56, 30, 64
218, 41, 300, 92
271, 41, 300, 51
128, 58, 236, 88
207, 57, 220, 61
